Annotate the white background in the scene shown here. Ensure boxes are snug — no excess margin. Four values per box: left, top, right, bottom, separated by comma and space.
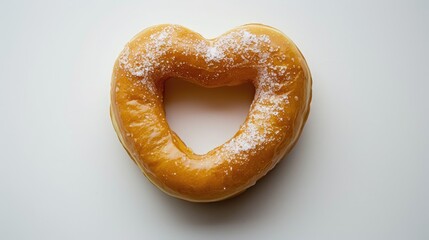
1, 0, 428, 239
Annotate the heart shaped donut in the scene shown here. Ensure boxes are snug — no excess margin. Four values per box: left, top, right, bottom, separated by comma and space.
111, 24, 312, 202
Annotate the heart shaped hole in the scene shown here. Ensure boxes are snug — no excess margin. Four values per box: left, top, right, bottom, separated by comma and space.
164, 78, 255, 155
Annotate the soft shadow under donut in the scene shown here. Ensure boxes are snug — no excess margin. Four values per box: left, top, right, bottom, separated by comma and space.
152, 133, 310, 226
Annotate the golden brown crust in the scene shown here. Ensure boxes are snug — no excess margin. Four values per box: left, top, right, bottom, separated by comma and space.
110, 24, 312, 202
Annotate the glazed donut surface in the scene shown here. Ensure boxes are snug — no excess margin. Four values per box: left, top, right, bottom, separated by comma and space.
111, 24, 311, 202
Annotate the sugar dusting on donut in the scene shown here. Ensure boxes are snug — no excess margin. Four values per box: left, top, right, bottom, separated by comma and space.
119, 25, 289, 77
118, 25, 302, 169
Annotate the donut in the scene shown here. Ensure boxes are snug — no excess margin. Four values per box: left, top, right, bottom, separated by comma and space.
111, 24, 312, 202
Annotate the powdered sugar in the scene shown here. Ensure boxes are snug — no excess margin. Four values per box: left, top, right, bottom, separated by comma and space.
119, 26, 282, 78
222, 91, 289, 158
194, 29, 275, 65
119, 26, 177, 77
205, 46, 224, 61
118, 25, 297, 164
